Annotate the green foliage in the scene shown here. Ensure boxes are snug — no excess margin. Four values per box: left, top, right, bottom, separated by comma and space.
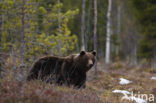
0, 0, 78, 64
130, 0, 156, 59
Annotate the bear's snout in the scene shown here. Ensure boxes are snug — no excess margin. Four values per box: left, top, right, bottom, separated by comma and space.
88, 59, 93, 68
89, 64, 93, 68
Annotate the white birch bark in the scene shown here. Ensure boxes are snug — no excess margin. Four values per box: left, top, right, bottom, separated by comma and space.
105, 0, 112, 64
81, 0, 86, 51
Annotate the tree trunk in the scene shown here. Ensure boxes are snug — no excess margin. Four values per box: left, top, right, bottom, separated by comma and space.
116, 5, 121, 56
20, 0, 26, 68
105, 0, 112, 64
58, 0, 61, 33
133, 45, 137, 65
86, 0, 92, 51
81, 0, 86, 51
0, 15, 2, 77
12, 47, 16, 70
58, 0, 62, 56
94, 0, 97, 75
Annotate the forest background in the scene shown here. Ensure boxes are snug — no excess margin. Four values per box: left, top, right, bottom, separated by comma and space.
0, 0, 156, 103
0, 0, 156, 75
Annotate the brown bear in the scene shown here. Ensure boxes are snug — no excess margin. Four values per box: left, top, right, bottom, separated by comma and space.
27, 50, 96, 88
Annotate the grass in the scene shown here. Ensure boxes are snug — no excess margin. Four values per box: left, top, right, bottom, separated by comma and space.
0, 80, 102, 103
0, 62, 156, 103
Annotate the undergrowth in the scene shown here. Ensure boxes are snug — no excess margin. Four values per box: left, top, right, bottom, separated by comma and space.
0, 62, 156, 103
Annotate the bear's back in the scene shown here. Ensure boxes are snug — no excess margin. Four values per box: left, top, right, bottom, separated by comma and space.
27, 56, 64, 81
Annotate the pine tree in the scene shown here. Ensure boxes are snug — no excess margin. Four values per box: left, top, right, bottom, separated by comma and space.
131, 0, 156, 60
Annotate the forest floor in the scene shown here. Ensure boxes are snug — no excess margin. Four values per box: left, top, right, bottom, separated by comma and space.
0, 62, 156, 103
87, 62, 156, 103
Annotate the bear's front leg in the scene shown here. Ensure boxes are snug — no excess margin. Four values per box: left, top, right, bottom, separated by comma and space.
75, 74, 86, 89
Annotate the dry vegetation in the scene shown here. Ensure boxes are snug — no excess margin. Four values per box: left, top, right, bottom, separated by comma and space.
0, 62, 156, 103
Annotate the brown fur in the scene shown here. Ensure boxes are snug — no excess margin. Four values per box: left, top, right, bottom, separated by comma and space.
27, 51, 96, 88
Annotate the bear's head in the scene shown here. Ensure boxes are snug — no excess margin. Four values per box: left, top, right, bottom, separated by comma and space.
74, 50, 96, 72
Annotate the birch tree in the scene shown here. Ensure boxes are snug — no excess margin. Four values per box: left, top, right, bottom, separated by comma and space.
105, 0, 112, 64
81, 0, 86, 51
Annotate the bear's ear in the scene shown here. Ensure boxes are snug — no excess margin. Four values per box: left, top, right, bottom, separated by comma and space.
92, 50, 96, 56
80, 50, 86, 56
